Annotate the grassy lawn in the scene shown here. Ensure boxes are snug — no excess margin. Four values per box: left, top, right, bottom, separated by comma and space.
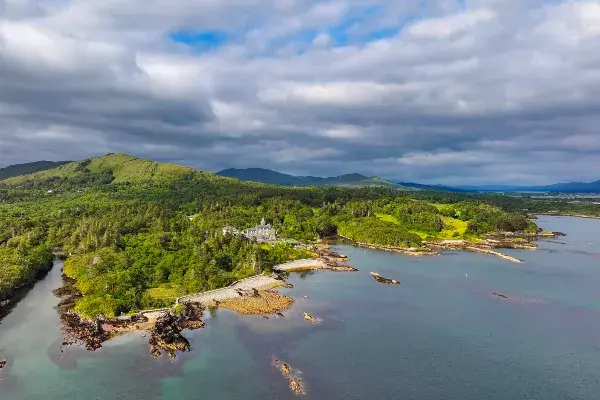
409, 230, 429, 239
145, 284, 185, 304
376, 212, 468, 240
375, 213, 399, 224
439, 216, 468, 239
376, 213, 430, 240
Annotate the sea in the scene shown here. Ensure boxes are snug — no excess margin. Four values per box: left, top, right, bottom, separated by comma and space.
1, 215, 599, 400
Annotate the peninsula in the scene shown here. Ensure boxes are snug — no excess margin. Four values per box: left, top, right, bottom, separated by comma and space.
0, 153, 589, 346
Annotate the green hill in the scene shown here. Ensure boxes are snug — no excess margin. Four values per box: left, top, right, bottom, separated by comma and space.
1, 153, 222, 187
217, 168, 408, 189
0, 160, 71, 181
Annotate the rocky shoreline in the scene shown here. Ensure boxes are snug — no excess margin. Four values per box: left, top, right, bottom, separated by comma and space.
50, 227, 564, 356
341, 239, 439, 257
339, 228, 567, 264
52, 256, 356, 357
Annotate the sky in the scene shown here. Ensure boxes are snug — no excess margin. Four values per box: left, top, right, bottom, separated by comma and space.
1, 0, 599, 185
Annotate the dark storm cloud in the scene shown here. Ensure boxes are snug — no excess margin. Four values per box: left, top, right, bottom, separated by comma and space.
1, 0, 599, 184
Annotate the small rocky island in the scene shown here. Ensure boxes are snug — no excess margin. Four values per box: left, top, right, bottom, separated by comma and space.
370, 272, 400, 285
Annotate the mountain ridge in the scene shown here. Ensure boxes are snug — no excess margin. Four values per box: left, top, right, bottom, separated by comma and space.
3, 156, 597, 193
216, 167, 407, 189
0, 160, 72, 181
395, 180, 600, 193
451, 181, 600, 193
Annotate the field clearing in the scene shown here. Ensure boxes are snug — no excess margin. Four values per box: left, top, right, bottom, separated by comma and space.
439, 216, 468, 239
375, 213, 399, 224
376, 212, 467, 239
145, 285, 185, 303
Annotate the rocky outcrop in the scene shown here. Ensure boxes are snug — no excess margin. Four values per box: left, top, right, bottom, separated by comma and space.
148, 302, 205, 358
54, 275, 114, 350
370, 272, 400, 285
319, 249, 349, 262
149, 312, 191, 358
320, 260, 358, 272
60, 312, 110, 351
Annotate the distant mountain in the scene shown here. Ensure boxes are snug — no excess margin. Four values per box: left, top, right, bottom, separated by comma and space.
430, 181, 600, 193
0, 160, 71, 181
396, 182, 472, 192
530, 181, 600, 193
217, 168, 407, 189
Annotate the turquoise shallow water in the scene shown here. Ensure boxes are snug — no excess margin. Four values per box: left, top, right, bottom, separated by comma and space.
1, 216, 599, 399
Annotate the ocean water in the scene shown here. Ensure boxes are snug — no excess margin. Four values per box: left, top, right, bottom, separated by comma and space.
1, 216, 599, 399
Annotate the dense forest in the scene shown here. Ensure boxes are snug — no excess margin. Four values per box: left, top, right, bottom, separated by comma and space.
1, 153, 598, 319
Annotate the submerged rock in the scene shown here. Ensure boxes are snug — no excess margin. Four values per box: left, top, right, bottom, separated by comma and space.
289, 377, 306, 396
303, 312, 318, 324
492, 292, 508, 299
272, 358, 307, 396
0, 360, 6, 369
370, 272, 400, 285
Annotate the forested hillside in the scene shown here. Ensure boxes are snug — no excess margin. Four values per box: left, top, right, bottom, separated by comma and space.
2, 153, 582, 319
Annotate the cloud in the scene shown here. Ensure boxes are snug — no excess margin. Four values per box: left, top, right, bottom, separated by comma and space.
1, 0, 600, 185
407, 9, 495, 39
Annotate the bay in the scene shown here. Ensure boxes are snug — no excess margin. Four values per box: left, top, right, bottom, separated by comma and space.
1, 215, 599, 399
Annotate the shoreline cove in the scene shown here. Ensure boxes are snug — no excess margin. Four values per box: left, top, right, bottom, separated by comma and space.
52, 227, 562, 353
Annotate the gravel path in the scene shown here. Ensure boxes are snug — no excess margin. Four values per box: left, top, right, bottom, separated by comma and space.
132, 259, 321, 317
272, 258, 325, 271
176, 275, 281, 304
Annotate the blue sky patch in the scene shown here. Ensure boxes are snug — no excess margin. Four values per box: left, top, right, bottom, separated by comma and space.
169, 30, 230, 52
